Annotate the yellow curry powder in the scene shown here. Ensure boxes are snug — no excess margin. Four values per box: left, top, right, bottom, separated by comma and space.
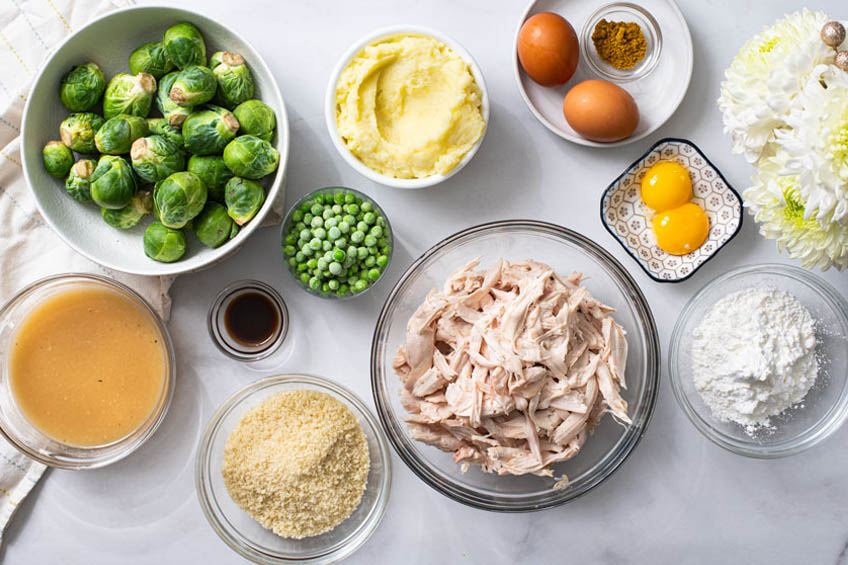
591, 19, 647, 70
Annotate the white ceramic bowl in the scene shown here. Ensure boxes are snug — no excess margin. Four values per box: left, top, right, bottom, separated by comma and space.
325, 26, 489, 189
21, 5, 289, 276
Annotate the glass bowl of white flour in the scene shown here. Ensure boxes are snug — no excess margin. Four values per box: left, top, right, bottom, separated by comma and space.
669, 264, 848, 458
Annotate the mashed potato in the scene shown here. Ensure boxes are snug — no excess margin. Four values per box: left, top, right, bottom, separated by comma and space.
335, 34, 486, 179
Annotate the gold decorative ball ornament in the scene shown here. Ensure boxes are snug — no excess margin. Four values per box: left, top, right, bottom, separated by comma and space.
821, 21, 846, 48
836, 51, 848, 72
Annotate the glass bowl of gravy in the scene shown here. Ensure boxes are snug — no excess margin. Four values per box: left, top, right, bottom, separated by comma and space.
0, 274, 175, 469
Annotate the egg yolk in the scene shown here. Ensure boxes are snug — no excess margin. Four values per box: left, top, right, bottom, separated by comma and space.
641, 161, 692, 212
652, 203, 710, 255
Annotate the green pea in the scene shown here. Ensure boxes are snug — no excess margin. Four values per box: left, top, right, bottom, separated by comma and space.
288, 257, 297, 267
365, 235, 377, 247
317, 258, 328, 270
377, 255, 389, 267
343, 214, 356, 225
309, 277, 320, 289
335, 237, 348, 249
344, 193, 355, 204
301, 244, 313, 256
332, 204, 342, 214
295, 222, 307, 232
322, 208, 333, 220
310, 203, 323, 215
339, 221, 351, 234
370, 226, 383, 238
309, 238, 321, 250
292, 210, 303, 222
357, 247, 368, 259
300, 273, 310, 283
333, 249, 345, 261
348, 203, 360, 215
368, 246, 377, 256
357, 221, 369, 232
307, 258, 318, 268
322, 240, 332, 251
364, 255, 376, 267
297, 263, 308, 273
313, 194, 325, 205
311, 216, 323, 228
363, 212, 376, 224
351, 231, 365, 244
304, 213, 313, 224
381, 245, 392, 255
299, 229, 311, 241
283, 245, 296, 256
294, 251, 305, 262
328, 227, 341, 240
329, 261, 342, 275
339, 284, 349, 295
313, 227, 327, 239
325, 217, 338, 228
361, 201, 373, 212
321, 282, 330, 294
334, 192, 345, 205
300, 202, 311, 212
354, 280, 368, 292
368, 268, 381, 280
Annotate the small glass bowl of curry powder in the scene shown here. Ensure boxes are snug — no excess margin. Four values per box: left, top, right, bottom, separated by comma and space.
581, 3, 662, 82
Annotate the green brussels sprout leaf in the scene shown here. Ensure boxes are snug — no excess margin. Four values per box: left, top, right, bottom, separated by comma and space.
146, 118, 184, 147
212, 52, 254, 109
153, 170, 207, 229
101, 190, 153, 229
156, 71, 192, 127
95, 114, 149, 155
186, 155, 233, 202
182, 105, 239, 155
224, 177, 265, 225
233, 99, 276, 142
144, 221, 187, 262
65, 158, 96, 203
131, 135, 185, 183
163, 22, 206, 69
60, 112, 104, 154
168, 65, 216, 107
193, 201, 235, 248
222, 135, 279, 179
103, 73, 157, 119
90, 155, 137, 209
129, 42, 174, 78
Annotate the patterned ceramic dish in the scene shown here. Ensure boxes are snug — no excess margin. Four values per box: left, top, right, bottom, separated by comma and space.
600, 138, 742, 283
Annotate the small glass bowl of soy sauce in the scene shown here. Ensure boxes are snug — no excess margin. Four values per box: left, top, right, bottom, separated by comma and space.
207, 280, 289, 362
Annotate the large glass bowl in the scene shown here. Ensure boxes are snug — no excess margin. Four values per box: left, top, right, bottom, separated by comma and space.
371, 220, 660, 511
669, 264, 848, 458
0, 274, 175, 469
195, 374, 392, 564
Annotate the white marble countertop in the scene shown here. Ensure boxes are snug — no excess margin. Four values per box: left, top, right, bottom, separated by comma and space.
6, 0, 848, 563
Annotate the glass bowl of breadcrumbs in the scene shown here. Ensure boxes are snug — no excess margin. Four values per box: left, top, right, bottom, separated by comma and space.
195, 374, 391, 564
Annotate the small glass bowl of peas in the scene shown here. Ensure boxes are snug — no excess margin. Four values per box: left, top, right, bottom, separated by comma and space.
281, 187, 393, 299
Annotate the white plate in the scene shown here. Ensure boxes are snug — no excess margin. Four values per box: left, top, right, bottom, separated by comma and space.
513, 0, 693, 147
21, 5, 289, 276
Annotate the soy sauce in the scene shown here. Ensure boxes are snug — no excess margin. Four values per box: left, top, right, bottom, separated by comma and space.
224, 292, 279, 347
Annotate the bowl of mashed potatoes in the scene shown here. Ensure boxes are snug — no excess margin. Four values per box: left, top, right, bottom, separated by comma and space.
326, 26, 489, 189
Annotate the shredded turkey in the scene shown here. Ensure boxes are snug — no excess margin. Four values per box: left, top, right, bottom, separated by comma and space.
394, 258, 630, 478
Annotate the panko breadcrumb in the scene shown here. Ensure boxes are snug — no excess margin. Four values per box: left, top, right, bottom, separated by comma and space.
221, 389, 369, 539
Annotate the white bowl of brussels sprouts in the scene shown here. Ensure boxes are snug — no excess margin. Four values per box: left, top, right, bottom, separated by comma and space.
21, 5, 289, 276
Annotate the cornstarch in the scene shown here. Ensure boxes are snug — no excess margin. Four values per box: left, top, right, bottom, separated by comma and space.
691, 287, 818, 432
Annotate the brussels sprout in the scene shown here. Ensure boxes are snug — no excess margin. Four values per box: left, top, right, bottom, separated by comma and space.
156, 72, 192, 127
146, 118, 184, 147
129, 42, 174, 78
224, 177, 265, 225
42, 141, 74, 178
222, 135, 279, 179
187, 155, 232, 201
169, 65, 216, 107
90, 155, 137, 209
65, 158, 96, 203
101, 190, 153, 229
163, 22, 206, 69
131, 135, 185, 183
153, 171, 207, 229
233, 100, 276, 142
182, 106, 239, 155
95, 114, 149, 155
193, 202, 235, 247
60, 63, 105, 112
211, 52, 254, 109
144, 221, 186, 263
103, 73, 157, 119
208, 51, 225, 70
59, 112, 104, 154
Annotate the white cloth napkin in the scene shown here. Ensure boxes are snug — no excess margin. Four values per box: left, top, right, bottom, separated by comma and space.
0, 0, 155, 542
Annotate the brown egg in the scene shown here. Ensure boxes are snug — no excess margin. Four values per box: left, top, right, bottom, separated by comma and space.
517, 12, 579, 87
563, 80, 639, 142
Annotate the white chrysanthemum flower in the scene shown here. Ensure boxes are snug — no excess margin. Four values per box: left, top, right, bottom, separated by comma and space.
744, 152, 848, 271
778, 65, 848, 225
718, 9, 834, 164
